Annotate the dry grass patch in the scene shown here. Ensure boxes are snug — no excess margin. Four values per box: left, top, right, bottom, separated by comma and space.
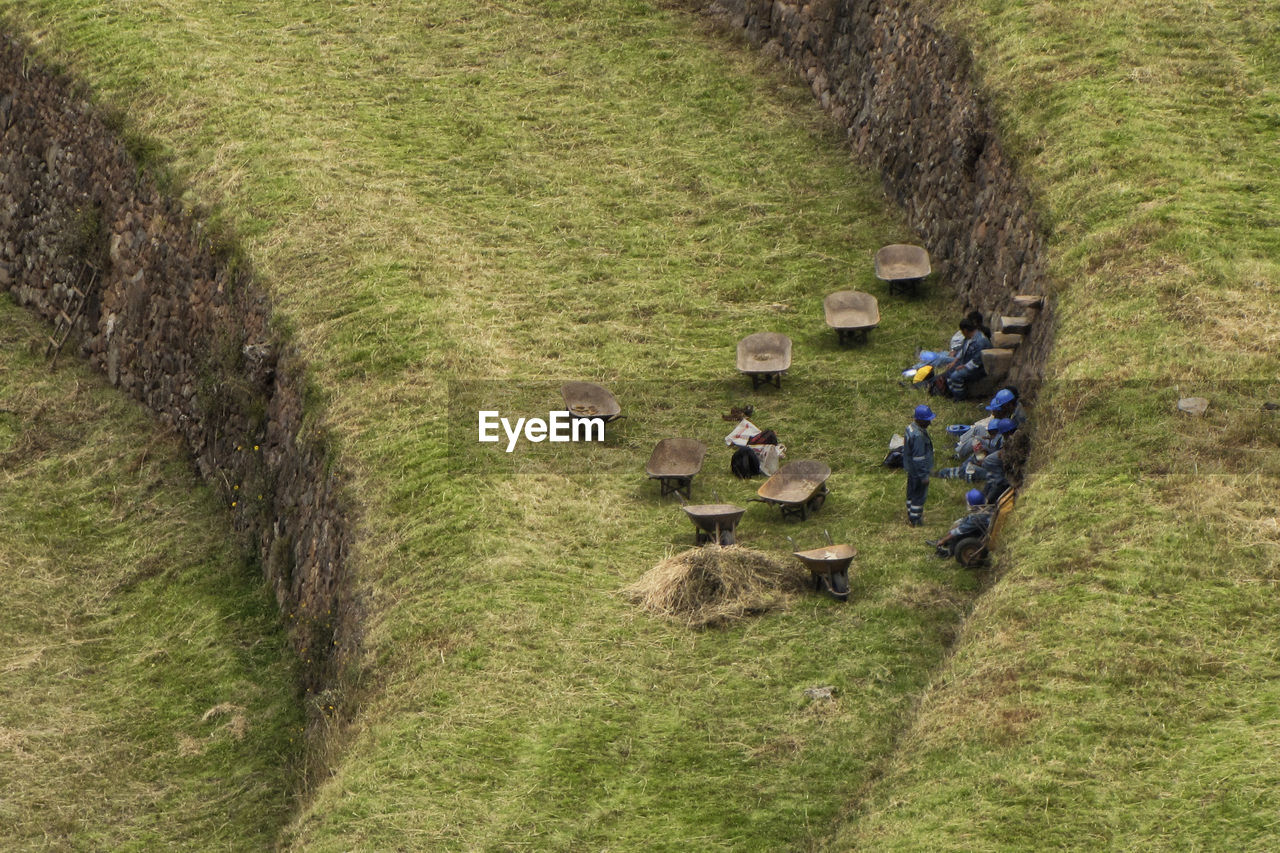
624, 544, 809, 629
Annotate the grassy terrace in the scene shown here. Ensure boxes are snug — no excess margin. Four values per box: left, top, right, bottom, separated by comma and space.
0, 299, 301, 847
837, 0, 1280, 848
5, 0, 1277, 848
4, 0, 991, 848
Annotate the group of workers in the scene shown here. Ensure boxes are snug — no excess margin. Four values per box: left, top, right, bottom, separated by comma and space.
899, 316, 1028, 559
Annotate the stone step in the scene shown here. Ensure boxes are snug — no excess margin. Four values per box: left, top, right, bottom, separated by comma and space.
982, 347, 1015, 379
998, 315, 1032, 335
1012, 294, 1044, 311
991, 332, 1023, 349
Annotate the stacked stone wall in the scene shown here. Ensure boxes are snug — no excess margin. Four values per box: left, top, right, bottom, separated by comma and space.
0, 37, 355, 693
692, 0, 1052, 388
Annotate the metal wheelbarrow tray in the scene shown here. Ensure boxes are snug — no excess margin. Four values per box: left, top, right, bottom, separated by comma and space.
682, 503, 746, 546
823, 291, 880, 345
737, 332, 792, 390
561, 382, 623, 423
874, 244, 931, 296
645, 438, 707, 499
752, 459, 831, 521
792, 543, 857, 601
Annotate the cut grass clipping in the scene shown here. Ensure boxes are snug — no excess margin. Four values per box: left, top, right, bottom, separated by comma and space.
625, 545, 809, 629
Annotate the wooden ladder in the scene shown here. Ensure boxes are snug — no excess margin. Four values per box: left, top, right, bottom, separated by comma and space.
46, 261, 100, 369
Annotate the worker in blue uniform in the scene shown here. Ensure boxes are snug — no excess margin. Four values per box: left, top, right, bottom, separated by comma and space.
979, 418, 1017, 501
985, 387, 1027, 427
942, 318, 991, 399
938, 416, 1016, 482
927, 489, 993, 557
903, 403, 935, 526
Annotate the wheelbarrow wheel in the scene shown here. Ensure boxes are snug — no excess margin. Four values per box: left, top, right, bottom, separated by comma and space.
954, 537, 986, 568
824, 568, 850, 601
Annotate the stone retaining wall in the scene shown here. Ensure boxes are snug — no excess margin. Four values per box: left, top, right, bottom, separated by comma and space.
0, 36, 355, 693
691, 0, 1052, 388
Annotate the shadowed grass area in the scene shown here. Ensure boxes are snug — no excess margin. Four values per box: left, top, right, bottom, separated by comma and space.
1, 0, 1002, 848
0, 297, 303, 848
831, 0, 1280, 848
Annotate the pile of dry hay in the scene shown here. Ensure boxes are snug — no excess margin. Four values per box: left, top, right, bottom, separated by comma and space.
624, 545, 808, 629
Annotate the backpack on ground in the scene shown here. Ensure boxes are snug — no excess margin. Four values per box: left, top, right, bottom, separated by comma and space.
731, 445, 762, 478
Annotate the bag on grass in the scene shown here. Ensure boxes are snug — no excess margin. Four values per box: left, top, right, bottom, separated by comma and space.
754, 443, 783, 476
882, 433, 905, 469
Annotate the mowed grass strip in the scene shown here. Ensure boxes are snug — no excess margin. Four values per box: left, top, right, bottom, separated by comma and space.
834, 0, 1280, 848
0, 297, 303, 849
6, 0, 1012, 847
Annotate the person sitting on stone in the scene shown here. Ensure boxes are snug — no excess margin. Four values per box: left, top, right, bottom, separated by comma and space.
940, 317, 991, 399
927, 488, 993, 557
946, 310, 990, 354
911, 312, 994, 389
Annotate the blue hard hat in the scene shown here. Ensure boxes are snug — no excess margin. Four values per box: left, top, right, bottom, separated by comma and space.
913, 404, 936, 422
966, 488, 985, 506
985, 388, 1015, 411
946, 423, 970, 437
991, 418, 1016, 434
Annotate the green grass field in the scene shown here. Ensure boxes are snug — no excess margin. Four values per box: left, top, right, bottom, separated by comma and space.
2, 0, 994, 848
3, 0, 1278, 848
0, 299, 303, 848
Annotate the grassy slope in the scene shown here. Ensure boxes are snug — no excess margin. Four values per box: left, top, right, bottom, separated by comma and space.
3, 1, 1002, 849
836, 0, 1280, 848
0, 299, 303, 848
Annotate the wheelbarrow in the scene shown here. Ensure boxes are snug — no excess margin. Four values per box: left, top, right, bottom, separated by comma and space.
681, 503, 746, 546
823, 290, 880, 345
751, 459, 830, 521
874, 244, 931, 297
737, 332, 792, 390
645, 438, 707, 499
790, 532, 856, 601
561, 382, 623, 424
